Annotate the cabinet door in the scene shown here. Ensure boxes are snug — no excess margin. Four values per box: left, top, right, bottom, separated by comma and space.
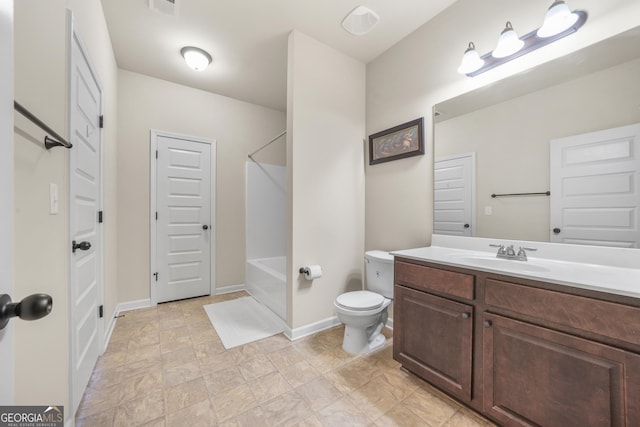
483, 313, 640, 427
394, 285, 474, 401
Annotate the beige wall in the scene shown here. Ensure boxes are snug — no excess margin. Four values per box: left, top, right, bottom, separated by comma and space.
13, 0, 118, 411
287, 31, 366, 329
366, 0, 640, 252
117, 70, 285, 302
436, 57, 640, 242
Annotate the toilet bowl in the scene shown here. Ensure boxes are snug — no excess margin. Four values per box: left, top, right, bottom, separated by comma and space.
334, 250, 394, 355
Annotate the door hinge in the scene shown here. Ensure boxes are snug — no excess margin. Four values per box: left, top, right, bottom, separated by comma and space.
98, 305, 104, 318
98, 211, 103, 223
156, 150, 158, 159
155, 212, 158, 220
153, 272, 158, 282
99, 115, 104, 129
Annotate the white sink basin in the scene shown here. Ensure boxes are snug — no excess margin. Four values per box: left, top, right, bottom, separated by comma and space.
450, 255, 551, 273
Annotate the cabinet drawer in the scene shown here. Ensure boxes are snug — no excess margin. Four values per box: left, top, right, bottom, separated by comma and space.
485, 279, 640, 346
395, 261, 475, 300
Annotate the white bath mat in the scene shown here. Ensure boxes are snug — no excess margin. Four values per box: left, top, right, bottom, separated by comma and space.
203, 296, 285, 349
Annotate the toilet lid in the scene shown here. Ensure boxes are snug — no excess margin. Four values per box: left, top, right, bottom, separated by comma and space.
336, 291, 385, 311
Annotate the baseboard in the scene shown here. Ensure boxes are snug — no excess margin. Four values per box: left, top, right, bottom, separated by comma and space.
284, 315, 342, 341
386, 317, 394, 330
102, 306, 118, 352
214, 284, 246, 295
116, 298, 153, 314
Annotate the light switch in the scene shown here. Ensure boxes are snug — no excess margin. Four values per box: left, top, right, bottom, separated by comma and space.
484, 206, 493, 215
50, 183, 58, 214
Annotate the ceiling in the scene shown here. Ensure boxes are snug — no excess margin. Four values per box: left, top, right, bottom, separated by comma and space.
100, 0, 457, 111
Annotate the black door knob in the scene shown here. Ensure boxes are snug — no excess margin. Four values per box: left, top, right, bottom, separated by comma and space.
0, 293, 53, 330
463, 224, 470, 229
553, 228, 561, 234
72, 240, 91, 253
202, 225, 209, 230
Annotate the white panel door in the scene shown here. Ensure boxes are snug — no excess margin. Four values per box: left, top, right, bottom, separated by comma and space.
434, 153, 475, 236
0, 0, 13, 405
69, 27, 103, 414
550, 123, 640, 247
156, 135, 212, 303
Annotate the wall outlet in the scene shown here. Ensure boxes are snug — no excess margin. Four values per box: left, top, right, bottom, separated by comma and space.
484, 206, 492, 215
50, 183, 58, 214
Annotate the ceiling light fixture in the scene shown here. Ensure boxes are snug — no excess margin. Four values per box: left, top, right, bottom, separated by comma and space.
457, 1, 587, 77
341, 5, 380, 36
180, 46, 212, 71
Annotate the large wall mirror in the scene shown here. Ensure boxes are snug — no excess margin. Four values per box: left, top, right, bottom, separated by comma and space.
433, 26, 640, 248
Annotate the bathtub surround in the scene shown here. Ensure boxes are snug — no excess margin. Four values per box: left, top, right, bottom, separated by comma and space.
246, 161, 287, 320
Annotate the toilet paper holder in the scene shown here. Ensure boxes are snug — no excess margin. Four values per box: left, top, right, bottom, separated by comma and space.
299, 267, 309, 275
299, 265, 322, 280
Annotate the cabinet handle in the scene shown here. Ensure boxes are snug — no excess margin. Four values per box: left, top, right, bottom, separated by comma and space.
461, 312, 470, 319
483, 320, 492, 328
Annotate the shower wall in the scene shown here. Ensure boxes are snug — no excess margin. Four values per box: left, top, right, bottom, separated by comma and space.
246, 161, 286, 319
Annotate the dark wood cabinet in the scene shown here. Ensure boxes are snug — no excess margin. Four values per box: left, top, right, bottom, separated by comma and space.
394, 285, 474, 401
393, 257, 640, 427
483, 313, 640, 427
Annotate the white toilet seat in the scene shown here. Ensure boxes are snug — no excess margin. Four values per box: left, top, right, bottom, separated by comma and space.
335, 290, 384, 311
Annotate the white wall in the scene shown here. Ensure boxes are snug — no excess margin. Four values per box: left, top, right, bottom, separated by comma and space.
13, 0, 118, 412
436, 57, 640, 242
366, 0, 640, 251
287, 31, 366, 329
117, 70, 286, 301
246, 162, 286, 260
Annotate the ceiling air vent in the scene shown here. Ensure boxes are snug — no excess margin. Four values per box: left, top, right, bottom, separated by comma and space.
148, 0, 178, 16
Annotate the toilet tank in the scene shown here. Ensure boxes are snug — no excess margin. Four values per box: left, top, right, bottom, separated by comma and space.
365, 250, 395, 298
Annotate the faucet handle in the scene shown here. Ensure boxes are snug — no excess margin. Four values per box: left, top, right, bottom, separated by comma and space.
517, 246, 537, 257
489, 244, 506, 255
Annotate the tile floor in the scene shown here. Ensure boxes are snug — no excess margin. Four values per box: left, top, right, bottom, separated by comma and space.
76, 292, 496, 427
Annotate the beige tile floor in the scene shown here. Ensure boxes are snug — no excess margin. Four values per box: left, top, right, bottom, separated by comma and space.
76, 292, 496, 427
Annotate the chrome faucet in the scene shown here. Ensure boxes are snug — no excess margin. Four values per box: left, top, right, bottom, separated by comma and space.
490, 244, 537, 261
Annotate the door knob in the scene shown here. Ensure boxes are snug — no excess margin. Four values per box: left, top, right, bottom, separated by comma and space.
72, 240, 91, 253
202, 225, 209, 230
463, 224, 470, 229
553, 227, 561, 234
0, 293, 53, 330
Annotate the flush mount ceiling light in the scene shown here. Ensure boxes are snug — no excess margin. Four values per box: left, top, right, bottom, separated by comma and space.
492, 22, 524, 58
457, 1, 587, 77
341, 5, 380, 36
180, 46, 212, 71
537, 1, 580, 38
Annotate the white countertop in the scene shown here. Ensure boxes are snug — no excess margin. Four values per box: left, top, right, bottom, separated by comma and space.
392, 245, 640, 299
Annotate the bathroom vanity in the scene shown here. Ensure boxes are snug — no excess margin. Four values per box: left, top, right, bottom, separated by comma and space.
392, 240, 640, 426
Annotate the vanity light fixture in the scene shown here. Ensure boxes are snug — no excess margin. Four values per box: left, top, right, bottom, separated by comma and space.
180, 46, 212, 71
458, 1, 587, 77
538, 1, 580, 38
492, 22, 524, 58
457, 42, 484, 75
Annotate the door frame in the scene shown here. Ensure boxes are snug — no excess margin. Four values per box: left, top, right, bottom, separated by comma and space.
0, 0, 14, 405
67, 10, 105, 414
150, 130, 216, 305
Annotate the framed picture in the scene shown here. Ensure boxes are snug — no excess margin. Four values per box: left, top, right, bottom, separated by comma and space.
369, 117, 424, 165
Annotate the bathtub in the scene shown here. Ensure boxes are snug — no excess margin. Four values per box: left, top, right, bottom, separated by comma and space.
246, 256, 286, 321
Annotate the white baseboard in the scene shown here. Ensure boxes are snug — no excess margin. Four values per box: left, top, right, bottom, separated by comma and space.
102, 306, 118, 352
284, 315, 342, 341
116, 298, 152, 314
215, 284, 246, 295
386, 317, 393, 330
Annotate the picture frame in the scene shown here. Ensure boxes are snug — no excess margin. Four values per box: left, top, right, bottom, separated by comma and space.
369, 117, 424, 165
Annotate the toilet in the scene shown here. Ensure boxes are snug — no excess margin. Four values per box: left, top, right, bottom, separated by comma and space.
334, 250, 394, 355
